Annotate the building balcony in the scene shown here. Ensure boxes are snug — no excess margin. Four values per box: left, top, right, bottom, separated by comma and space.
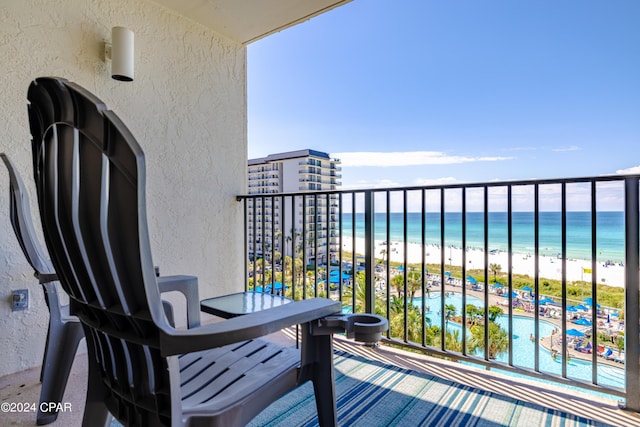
240, 174, 640, 413
2, 328, 637, 426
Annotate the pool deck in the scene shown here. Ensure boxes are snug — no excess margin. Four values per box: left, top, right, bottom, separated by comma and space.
412, 279, 625, 370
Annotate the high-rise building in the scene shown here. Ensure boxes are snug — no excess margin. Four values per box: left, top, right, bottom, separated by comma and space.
247, 149, 342, 266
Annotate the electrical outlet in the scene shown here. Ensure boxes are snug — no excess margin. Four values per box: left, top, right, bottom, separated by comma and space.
12, 289, 29, 311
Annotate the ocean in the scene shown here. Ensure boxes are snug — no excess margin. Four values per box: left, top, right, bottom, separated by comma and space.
341, 212, 626, 263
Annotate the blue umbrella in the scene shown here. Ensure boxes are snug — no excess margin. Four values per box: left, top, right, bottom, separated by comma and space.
566, 328, 585, 337
566, 305, 578, 312
329, 272, 349, 283
574, 318, 592, 326
522, 286, 533, 292
511, 291, 519, 298
466, 275, 477, 284
539, 297, 555, 305
445, 271, 451, 276
575, 304, 588, 311
493, 283, 504, 289
583, 297, 600, 307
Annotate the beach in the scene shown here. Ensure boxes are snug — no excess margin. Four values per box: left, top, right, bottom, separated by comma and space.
342, 237, 626, 288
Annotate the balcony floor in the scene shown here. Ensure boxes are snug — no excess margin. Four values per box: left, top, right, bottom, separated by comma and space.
1, 329, 639, 426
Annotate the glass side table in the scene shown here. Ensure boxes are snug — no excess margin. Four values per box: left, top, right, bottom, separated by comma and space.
200, 292, 292, 319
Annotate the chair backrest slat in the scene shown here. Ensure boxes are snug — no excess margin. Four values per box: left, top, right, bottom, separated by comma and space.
28, 77, 172, 424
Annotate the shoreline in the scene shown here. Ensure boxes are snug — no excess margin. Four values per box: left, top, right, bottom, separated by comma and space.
341, 236, 625, 288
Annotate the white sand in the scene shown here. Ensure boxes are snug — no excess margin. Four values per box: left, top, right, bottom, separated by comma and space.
341, 237, 626, 288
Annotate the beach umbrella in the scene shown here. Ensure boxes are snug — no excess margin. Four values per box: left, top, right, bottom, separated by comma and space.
511, 291, 519, 299
574, 318, 592, 326
583, 297, 600, 307
445, 271, 451, 276
522, 286, 533, 292
264, 282, 284, 293
575, 304, 588, 311
493, 283, 504, 289
329, 272, 349, 283
466, 275, 477, 284
566, 305, 578, 312
566, 328, 585, 337
539, 297, 555, 305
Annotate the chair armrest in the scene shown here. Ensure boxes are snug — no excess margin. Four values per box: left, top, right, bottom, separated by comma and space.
157, 275, 200, 328
158, 297, 341, 356
36, 272, 59, 284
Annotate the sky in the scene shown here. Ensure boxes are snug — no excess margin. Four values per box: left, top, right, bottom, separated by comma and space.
247, 0, 639, 194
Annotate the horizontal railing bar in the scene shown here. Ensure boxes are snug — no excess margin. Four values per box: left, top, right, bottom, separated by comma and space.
238, 174, 640, 200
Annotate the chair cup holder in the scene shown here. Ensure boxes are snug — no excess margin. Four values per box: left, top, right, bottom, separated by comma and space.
315, 313, 388, 346
345, 314, 388, 345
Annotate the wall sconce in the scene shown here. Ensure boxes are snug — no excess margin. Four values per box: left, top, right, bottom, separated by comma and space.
104, 27, 134, 82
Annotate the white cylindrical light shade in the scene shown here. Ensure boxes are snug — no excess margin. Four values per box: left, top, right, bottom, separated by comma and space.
111, 27, 134, 81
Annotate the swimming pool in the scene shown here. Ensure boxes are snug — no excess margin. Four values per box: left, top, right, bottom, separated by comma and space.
413, 292, 624, 390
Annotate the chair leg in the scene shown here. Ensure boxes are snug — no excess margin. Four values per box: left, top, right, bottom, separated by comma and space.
311, 334, 337, 427
79, 331, 113, 427
300, 324, 337, 427
36, 321, 84, 425
81, 354, 112, 427
40, 323, 51, 383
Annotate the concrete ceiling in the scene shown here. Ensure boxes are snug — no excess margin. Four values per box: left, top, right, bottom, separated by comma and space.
149, 0, 353, 44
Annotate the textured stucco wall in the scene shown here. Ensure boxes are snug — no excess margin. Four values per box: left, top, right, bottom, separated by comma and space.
0, 0, 247, 377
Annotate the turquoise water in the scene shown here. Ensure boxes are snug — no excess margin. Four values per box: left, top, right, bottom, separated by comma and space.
413, 292, 624, 390
343, 211, 625, 262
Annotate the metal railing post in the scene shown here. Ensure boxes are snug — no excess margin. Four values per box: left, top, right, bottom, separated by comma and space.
364, 190, 375, 314
624, 177, 640, 410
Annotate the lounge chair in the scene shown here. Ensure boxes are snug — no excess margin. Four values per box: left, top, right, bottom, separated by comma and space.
26, 77, 346, 426
599, 347, 614, 359
576, 341, 592, 354
1, 153, 201, 424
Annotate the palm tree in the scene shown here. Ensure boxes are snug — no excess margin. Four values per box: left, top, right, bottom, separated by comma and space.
391, 271, 423, 303
343, 272, 386, 317
489, 263, 502, 283
445, 329, 464, 352
466, 304, 483, 325
444, 304, 457, 330
467, 321, 509, 359
388, 301, 427, 344
488, 305, 504, 322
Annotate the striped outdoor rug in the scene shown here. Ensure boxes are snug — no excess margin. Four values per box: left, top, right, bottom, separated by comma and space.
247, 350, 613, 427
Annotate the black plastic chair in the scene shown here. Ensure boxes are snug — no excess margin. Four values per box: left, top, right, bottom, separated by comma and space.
27, 77, 343, 426
1, 152, 201, 425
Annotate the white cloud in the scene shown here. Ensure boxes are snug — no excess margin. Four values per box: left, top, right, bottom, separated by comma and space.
551, 145, 581, 152
342, 179, 402, 190
412, 177, 459, 186
616, 165, 640, 175
332, 151, 512, 167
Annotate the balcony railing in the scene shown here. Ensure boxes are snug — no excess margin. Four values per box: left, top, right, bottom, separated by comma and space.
238, 174, 640, 410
